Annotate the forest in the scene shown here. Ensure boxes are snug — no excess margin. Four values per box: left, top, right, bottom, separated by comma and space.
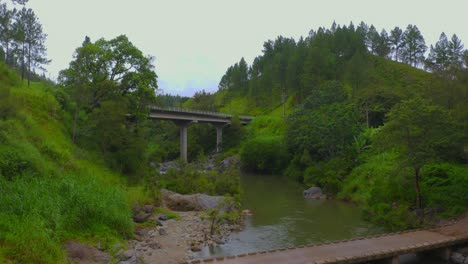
1, 0, 467, 262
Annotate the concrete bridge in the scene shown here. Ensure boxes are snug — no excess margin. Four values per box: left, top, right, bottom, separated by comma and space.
149, 107, 254, 161
187, 216, 468, 264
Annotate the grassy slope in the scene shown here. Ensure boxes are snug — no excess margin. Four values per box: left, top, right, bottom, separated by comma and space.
0, 64, 145, 263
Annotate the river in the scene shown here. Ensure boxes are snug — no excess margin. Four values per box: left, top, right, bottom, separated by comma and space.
194, 174, 446, 263
195, 173, 381, 258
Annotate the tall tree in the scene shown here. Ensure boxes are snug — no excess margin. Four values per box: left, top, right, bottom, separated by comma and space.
0, 4, 16, 65
378, 98, 461, 209
375, 29, 391, 58
59, 35, 158, 141
17, 7, 47, 86
366, 25, 380, 54
447, 34, 464, 69
389, 26, 404, 61
425, 32, 450, 72
401, 25, 427, 67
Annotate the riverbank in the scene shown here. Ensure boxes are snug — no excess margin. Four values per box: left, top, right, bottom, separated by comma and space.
119, 210, 241, 264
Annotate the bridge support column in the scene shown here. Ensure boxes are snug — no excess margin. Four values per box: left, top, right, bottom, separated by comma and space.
216, 125, 223, 153
387, 256, 399, 264
174, 121, 194, 162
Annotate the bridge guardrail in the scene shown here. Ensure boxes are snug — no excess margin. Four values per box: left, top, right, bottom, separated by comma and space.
150, 106, 254, 120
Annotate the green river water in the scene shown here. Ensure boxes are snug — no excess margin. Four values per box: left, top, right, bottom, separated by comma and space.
195, 174, 381, 258
194, 174, 445, 263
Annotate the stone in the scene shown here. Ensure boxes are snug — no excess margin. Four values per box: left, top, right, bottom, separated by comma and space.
242, 209, 253, 216
135, 228, 149, 237
451, 252, 465, 264
303, 187, 326, 199
191, 244, 202, 252
146, 242, 161, 249
119, 255, 137, 264
143, 204, 155, 213
156, 219, 164, 226
132, 213, 151, 223
64, 240, 111, 263
159, 228, 167, 235
132, 205, 143, 214
161, 189, 235, 211
122, 250, 134, 260
159, 214, 169, 221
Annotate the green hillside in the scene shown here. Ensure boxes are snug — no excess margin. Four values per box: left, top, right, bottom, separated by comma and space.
0, 63, 154, 263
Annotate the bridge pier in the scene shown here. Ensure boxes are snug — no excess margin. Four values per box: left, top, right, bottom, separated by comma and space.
174, 121, 194, 162
215, 125, 224, 153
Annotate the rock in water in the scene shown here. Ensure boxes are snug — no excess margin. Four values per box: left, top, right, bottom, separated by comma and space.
303, 186, 327, 199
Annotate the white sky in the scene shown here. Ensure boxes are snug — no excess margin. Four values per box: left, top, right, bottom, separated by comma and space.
24, 0, 468, 96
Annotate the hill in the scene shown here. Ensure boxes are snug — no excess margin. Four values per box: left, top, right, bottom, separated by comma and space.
0, 63, 156, 263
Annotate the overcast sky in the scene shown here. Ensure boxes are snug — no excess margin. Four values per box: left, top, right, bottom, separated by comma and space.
25, 0, 468, 96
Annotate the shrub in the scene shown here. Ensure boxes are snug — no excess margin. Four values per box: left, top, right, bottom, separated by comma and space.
240, 136, 289, 174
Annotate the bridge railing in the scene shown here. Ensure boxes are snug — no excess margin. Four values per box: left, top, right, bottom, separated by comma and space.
150, 106, 254, 120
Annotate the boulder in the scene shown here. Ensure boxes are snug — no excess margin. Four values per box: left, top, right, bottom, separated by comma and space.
161, 189, 234, 211
143, 204, 155, 213
303, 187, 327, 199
132, 213, 151, 223
158, 214, 169, 221
158, 228, 167, 236
64, 241, 111, 264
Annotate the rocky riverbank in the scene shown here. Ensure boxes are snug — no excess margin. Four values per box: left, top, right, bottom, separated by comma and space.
119, 210, 241, 264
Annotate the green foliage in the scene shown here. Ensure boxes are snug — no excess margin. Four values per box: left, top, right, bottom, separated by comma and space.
240, 136, 289, 174
246, 115, 285, 137
287, 101, 360, 160
377, 98, 463, 208
159, 166, 240, 196
421, 163, 468, 216
0, 65, 134, 262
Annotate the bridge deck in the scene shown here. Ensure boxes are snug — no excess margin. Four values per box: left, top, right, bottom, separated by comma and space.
193, 216, 468, 264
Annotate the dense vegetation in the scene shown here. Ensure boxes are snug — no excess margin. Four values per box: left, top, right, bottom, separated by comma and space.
191, 22, 468, 229
0, 63, 141, 263
1, 0, 467, 260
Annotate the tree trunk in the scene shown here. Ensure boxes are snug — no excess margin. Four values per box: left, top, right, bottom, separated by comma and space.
414, 166, 422, 209
21, 43, 25, 80
27, 42, 31, 87
72, 105, 80, 144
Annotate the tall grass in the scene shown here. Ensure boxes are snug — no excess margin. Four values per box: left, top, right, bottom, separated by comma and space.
0, 64, 135, 262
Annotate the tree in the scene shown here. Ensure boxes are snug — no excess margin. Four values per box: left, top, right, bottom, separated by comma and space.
389, 27, 404, 61
447, 34, 464, 69
0, 4, 16, 65
366, 25, 380, 54
425, 32, 450, 72
378, 98, 461, 209
401, 25, 427, 67
59, 35, 157, 113
375, 29, 391, 58
59, 35, 158, 142
16, 7, 48, 86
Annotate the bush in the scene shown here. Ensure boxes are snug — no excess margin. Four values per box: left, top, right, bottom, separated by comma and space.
421, 163, 468, 217
240, 135, 289, 174
159, 166, 240, 196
